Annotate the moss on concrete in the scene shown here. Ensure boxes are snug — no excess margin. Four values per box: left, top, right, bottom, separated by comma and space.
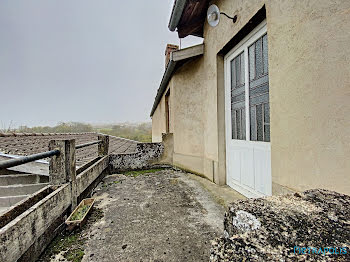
37, 208, 103, 262
123, 168, 166, 177
65, 248, 85, 262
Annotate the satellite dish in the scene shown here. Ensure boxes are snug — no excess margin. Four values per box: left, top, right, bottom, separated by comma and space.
207, 4, 220, 27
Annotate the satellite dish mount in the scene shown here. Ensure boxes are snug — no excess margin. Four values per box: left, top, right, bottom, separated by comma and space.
207, 4, 237, 27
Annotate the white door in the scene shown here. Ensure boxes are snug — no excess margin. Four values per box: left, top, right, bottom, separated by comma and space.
225, 21, 271, 198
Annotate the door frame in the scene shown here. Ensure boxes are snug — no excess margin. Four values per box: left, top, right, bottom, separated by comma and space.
224, 20, 271, 198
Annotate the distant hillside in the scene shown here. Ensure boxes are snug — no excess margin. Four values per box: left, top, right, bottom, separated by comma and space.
95, 122, 152, 142
12, 122, 152, 142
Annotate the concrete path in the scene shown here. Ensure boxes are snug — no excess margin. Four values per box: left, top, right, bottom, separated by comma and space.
83, 169, 228, 262
39, 168, 245, 262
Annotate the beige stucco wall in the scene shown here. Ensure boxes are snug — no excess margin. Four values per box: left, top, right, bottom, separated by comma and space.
267, 0, 350, 195
152, 0, 350, 195
151, 96, 165, 142
172, 58, 207, 176
152, 82, 174, 142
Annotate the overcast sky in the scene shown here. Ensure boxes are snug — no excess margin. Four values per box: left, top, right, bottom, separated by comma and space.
0, 1, 202, 128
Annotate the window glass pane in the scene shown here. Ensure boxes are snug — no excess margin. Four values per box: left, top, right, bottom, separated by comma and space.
264, 103, 270, 124
263, 103, 270, 142
256, 104, 263, 141
242, 108, 246, 140
249, 34, 270, 143
235, 55, 241, 86
231, 92, 245, 103
249, 44, 255, 81
231, 52, 245, 141
231, 107, 236, 139
255, 38, 263, 77
250, 106, 257, 141
240, 53, 245, 85
236, 110, 241, 139
264, 124, 270, 142
250, 83, 269, 97
263, 34, 268, 75
231, 59, 236, 89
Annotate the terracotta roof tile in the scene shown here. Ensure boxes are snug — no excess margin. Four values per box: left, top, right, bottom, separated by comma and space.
0, 132, 138, 166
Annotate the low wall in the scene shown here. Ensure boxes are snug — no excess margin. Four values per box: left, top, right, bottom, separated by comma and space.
0, 156, 109, 262
158, 133, 173, 165
0, 186, 53, 229
0, 184, 71, 262
0, 142, 164, 262
76, 156, 109, 196
109, 143, 164, 172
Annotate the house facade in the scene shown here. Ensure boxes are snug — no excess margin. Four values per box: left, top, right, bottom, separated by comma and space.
151, 0, 350, 197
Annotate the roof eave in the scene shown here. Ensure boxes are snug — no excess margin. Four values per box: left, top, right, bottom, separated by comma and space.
150, 44, 204, 117
150, 59, 176, 117
168, 0, 187, 32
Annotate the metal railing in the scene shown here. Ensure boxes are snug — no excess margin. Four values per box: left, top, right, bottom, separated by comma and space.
75, 140, 101, 149
0, 138, 104, 170
0, 149, 60, 169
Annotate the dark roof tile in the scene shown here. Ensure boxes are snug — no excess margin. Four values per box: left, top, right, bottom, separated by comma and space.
0, 132, 138, 167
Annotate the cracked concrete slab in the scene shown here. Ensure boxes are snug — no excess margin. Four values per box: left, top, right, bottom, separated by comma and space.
78, 168, 234, 262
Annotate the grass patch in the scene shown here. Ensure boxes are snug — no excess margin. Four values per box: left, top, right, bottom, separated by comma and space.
70, 204, 91, 221
37, 208, 104, 262
37, 231, 83, 262
123, 168, 165, 177
65, 248, 85, 262
102, 180, 120, 188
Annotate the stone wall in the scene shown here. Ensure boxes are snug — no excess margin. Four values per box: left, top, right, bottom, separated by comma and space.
210, 189, 350, 261
109, 143, 164, 172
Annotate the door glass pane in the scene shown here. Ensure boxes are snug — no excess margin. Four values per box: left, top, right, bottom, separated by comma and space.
255, 38, 263, 77
231, 59, 236, 88
263, 103, 270, 142
231, 106, 236, 139
249, 33, 270, 142
236, 110, 241, 139
231, 52, 245, 140
250, 106, 257, 141
264, 102, 270, 123
240, 53, 245, 85
249, 44, 255, 81
236, 55, 240, 86
263, 34, 268, 75
242, 108, 246, 140
256, 104, 263, 141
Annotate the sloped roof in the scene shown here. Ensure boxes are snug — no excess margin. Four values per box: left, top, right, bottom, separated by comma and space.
0, 132, 138, 166
150, 44, 204, 117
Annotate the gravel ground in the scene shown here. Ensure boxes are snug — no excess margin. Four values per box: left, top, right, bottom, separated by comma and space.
79, 168, 225, 262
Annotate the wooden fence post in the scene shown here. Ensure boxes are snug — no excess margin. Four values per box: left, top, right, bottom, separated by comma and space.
49, 139, 77, 208
98, 135, 109, 156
